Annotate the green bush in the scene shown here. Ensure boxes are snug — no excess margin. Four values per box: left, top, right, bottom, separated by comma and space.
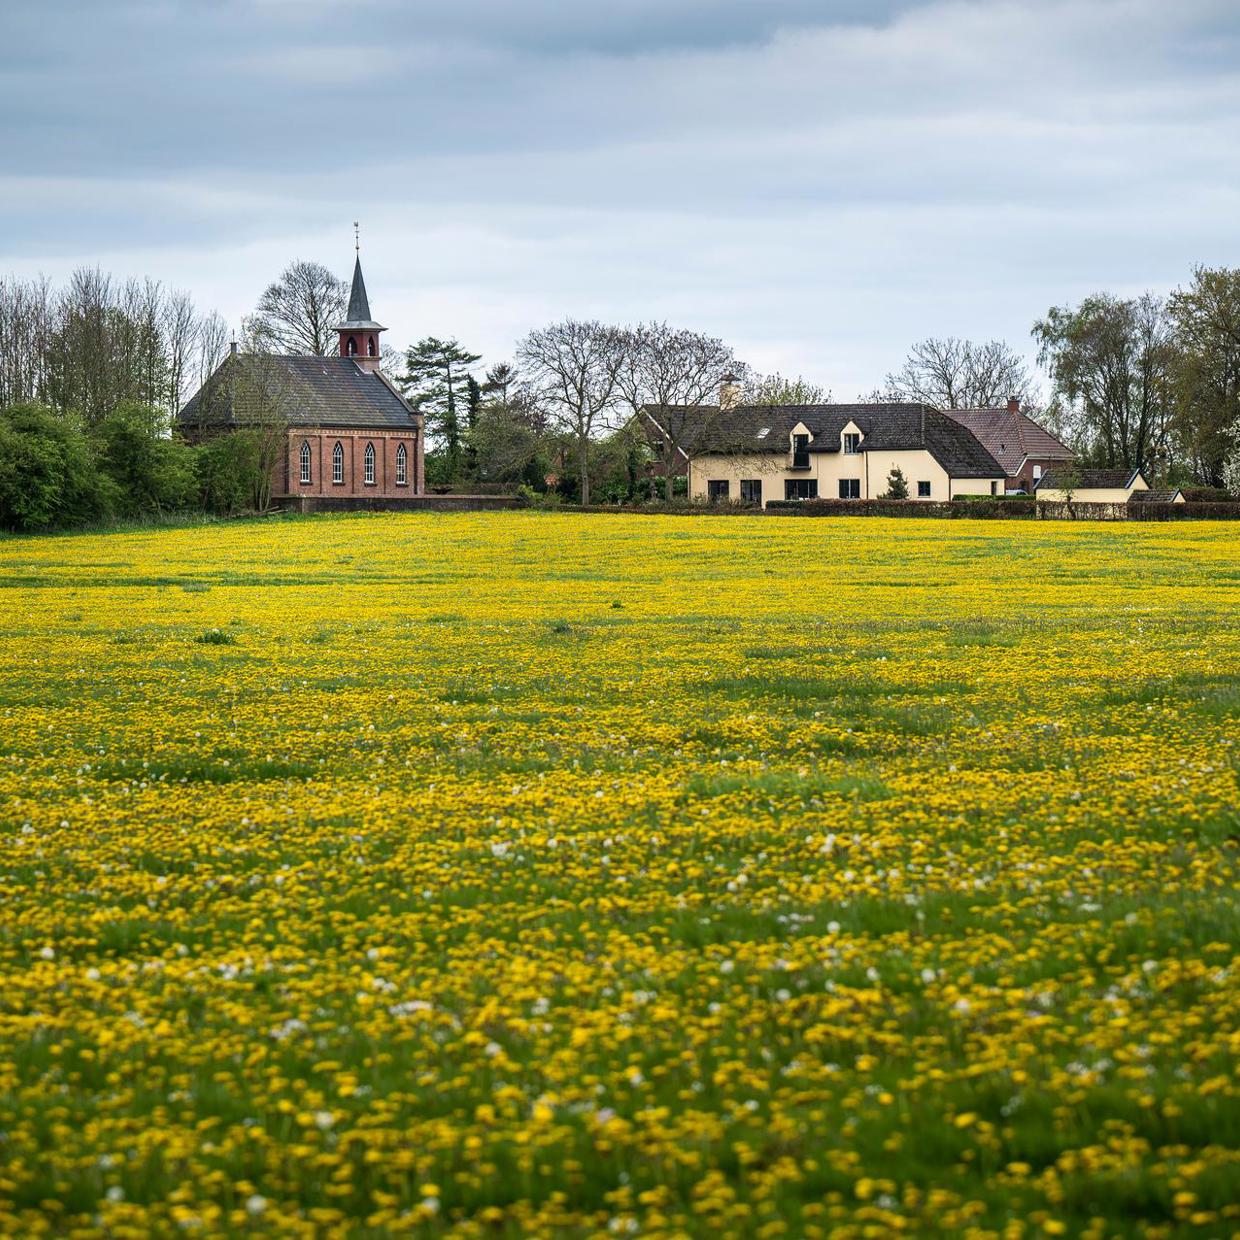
194, 432, 263, 515
0, 404, 114, 532
94, 402, 197, 517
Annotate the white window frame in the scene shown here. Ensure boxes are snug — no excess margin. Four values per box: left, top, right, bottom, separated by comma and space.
332, 441, 344, 485
843, 432, 861, 455
299, 441, 312, 485
396, 443, 408, 486
364, 442, 376, 486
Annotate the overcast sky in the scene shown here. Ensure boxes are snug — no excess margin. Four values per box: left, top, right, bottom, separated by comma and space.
2, 0, 1238, 396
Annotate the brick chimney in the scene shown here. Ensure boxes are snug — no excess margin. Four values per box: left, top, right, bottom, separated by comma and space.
719, 372, 742, 411
1007, 396, 1021, 413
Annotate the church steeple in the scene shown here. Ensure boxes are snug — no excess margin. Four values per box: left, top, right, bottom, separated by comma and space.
336, 224, 386, 371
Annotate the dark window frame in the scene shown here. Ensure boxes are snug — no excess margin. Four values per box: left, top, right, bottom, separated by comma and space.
784, 478, 818, 501
838, 478, 861, 500
740, 479, 763, 505
707, 479, 730, 502
917, 480, 931, 498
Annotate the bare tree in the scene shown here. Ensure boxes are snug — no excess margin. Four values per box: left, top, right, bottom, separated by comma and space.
162, 289, 200, 414
244, 261, 348, 356
195, 311, 232, 391
616, 322, 740, 500
744, 372, 828, 406
518, 319, 625, 505
884, 337, 1036, 409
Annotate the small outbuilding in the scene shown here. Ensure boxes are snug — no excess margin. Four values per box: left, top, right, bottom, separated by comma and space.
1035, 468, 1149, 504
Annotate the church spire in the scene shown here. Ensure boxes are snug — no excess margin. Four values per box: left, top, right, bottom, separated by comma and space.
336, 226, 386, 371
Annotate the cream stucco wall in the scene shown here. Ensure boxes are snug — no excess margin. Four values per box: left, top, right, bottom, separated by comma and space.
1037, 486, 1138, 503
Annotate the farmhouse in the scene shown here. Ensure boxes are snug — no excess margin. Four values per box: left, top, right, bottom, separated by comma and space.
1035, 468, 1151, 504
177, 252, 424, 499
941, 399, 1075, 493
672, 383, 1006, 507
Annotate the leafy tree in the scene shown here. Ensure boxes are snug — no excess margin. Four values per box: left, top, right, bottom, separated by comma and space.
883, 466, 909, 499
884, 338, 1035, 409
400, 337, 482, 483
1169, 266, 1240, 487
1033, 294, 1177, 476
0, 403, 113, 531
244, 261, 348, 357
94, 402, 196, 516
744, 372, 827, 406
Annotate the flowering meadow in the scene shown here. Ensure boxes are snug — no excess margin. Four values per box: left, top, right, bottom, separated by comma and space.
0, 512, 1238, 1239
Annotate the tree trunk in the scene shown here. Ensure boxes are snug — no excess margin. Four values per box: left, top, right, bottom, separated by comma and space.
579, 436, 590, 506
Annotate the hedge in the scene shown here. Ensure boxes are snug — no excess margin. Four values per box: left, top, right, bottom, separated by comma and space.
764, 499, 1037, 518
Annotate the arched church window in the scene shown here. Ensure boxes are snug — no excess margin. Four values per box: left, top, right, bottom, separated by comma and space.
299, 440, 312, 485
364, 442, 376, 485
346, 337, 357, 356
368, 336, 376, 357
396, 442, 407, 485
332, 441, 344, 484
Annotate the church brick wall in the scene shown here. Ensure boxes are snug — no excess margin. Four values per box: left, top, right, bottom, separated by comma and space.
278, 427, 423, 499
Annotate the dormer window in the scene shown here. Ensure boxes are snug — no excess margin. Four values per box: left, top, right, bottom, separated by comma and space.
843, 432, 861, 455
791, 433, 810, 469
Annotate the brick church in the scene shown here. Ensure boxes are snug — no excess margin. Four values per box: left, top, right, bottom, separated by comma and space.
178, 250, 424, 498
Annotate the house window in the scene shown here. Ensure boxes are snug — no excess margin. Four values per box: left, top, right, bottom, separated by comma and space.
917, 480, 931, 498
792, 433, 810, 469
838, 479, 861, 500
1033, 464, 1043, 480
843, 432, 861, 455
785, 479, 818, 501
364, 442, 376, 485
299, 441, 312, 485
396, 443, 408, 486
990, 481, 998, 496
707, 480, 730, 502
332, 441, 344, 484
740, 479, 762, 505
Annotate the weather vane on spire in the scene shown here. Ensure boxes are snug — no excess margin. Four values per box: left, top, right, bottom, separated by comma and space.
353, 221, 360, 254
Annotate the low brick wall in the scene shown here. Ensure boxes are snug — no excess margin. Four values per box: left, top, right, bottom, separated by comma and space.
285, 495, 523, 514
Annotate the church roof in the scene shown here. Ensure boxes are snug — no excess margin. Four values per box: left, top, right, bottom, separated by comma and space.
177, 353, 415, 431
335, 256, 386, 332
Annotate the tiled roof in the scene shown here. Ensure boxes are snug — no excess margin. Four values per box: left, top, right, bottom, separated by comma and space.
941, 406, 1073, 474
680, 402, 1004, 478
177, 353, 416, 431
1129, 489, 1182, 503
1037, 468, 1143, 491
